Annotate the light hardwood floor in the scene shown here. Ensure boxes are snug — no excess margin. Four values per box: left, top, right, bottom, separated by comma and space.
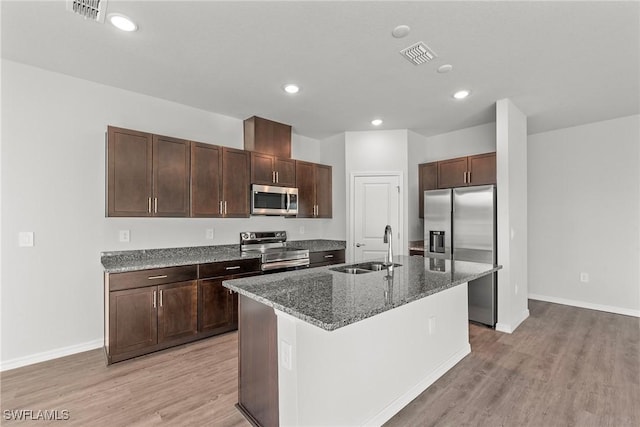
1, 300, 638, 426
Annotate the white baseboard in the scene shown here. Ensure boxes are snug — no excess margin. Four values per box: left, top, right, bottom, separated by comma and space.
366, 343, 471, 426
495, 308, 530, 334
528, 293, 640, 318
0, 339, 103, 372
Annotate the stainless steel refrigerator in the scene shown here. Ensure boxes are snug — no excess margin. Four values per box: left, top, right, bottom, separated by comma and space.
424, 185, 497, 327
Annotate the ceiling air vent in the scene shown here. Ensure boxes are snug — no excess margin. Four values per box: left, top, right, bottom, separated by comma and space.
66, 0, 108, 23
400, 41, 437, 65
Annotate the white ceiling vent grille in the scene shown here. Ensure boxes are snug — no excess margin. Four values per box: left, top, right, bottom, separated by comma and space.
66, 0, 108, 23
400, 41, 437, 65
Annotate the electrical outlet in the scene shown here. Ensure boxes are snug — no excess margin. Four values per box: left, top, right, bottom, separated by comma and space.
205, 228, 215, 240
580, 272, 589, 283
280, 340, 292, 370
515, 283, 519, 295
428, 316, 436, 335
299, 226, 305, 235
118, 230, 130, 243
19, 232, 34, 247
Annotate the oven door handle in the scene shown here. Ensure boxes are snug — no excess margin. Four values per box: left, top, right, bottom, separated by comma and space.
286, 193, 290, 212
262, 258, 309, 272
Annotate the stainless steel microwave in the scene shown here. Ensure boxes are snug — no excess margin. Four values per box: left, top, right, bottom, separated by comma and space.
251, 184, 298, 216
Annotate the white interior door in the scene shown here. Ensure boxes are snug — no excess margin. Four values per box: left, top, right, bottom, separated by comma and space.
352, 174, 401, 262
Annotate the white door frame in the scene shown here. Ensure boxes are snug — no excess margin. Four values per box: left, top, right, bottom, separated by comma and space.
348, 171, 405, 263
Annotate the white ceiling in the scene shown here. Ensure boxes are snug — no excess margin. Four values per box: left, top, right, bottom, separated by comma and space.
2, 1, 639, 139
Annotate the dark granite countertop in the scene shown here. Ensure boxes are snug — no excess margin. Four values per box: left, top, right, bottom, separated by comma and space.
223, 255, 501, 331
101, 239, 347, 273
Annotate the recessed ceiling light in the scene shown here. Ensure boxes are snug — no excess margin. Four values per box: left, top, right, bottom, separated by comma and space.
371, 119, 383, 126
453, 90, 471, 100
437, 64, 453, 73
392, 25, 411, 38
283, 84, 300, 94
108, 13, 138, 32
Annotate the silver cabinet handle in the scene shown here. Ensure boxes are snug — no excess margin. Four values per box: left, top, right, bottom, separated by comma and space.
153, 290, 157, 308
467, 171, 471, 183
159, 289, 163, 307
272, 171, 276, 183
276, 171, 279, 183
224, 201, 227, 215
225, 266, 241, 270
219, 200, 223, 215
324, 254, 334, 258
228, 289, 233, 295
463, 172, 467, 184
356, 243, 365, 247
154, 197, 158, 213
147, 275, 168, 280
148, 197, 152, 213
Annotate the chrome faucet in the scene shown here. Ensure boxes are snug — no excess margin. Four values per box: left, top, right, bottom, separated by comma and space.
383, 225, 393, 266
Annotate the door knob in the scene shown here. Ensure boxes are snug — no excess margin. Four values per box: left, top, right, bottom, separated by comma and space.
356, 243, 366, 247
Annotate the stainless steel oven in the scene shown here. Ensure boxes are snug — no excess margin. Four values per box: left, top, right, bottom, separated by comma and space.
251, 184, 298, 216
240, 231, 309, 272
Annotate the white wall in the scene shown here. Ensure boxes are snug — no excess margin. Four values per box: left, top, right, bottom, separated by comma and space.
344, 130, 409, 261
0, 60, 343, 368
528, 115, 640, 316
407, 123, 496, 241
496, 99, 529, 333
319, 132, 347, 240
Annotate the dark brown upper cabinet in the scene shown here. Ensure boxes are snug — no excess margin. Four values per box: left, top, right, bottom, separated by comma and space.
244, 116, 292, 158
190, 142, 223, 218
437, 152, 496, 189
296, 161, 332, 218
221, 147, 251, 218
190, 143, 250, 218
251, 152, 296, 187
418, 162, 438, 218
107, 126, 190, 217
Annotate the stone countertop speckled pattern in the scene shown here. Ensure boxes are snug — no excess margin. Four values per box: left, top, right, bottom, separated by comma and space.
223, 255, 501, 331
101, 239, 347, 273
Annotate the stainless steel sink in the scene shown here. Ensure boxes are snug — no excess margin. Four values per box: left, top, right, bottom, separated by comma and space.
330, 262, 402, 274
329, 266, 372, 274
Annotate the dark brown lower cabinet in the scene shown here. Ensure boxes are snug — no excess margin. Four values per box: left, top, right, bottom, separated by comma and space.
198, 278, 237, 335
157, 281, 198, 343
109, 286, 158, 355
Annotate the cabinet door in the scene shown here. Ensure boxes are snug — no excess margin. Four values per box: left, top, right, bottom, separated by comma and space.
109, 287, 158, 355
191, 142, 223, 217
222, 148, 250, 217
157, 281, 198, 343
315, 164, 332, 218
468, 152, 496, 186
295, 161, 315, 218
275, 157, 296, 187
419, 162, 438, 218
198, 278, 234, 334
152, 135, 190, 217
251, 152, 276, 185
253, 117, 291, 158
107, 126, 153, 217
438, 157, 468, 189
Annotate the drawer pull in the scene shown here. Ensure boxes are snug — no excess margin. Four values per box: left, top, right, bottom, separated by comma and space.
147, 275, 168, 280
225, 266, 241, 270
324, 255, 334, 258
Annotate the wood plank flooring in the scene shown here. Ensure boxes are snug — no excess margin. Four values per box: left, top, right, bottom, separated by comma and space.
1, 300, 638, 426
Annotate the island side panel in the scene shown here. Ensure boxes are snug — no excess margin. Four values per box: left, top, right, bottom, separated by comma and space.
237, 294, 279, 427
276, 282, 470, 426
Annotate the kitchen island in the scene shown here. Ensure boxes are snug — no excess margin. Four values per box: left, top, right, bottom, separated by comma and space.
223, 255, 501, 427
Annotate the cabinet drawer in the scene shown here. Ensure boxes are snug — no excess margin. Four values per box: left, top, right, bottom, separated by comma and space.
199, 258, 261, 278
109, 265, 198, 291
310, 250, 345, 266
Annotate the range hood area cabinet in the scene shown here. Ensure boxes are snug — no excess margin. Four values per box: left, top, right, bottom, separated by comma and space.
296, 161, 332, 218
107, 126, 190, 217
243, 116, 292, 158
418, 152, 496, 218
190, 143, 251, 218
250, 152, 296, 187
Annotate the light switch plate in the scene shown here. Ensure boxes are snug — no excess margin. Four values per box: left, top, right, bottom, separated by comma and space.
205, 228, 215, 240
19, 232, 34, 247
280, 340, 292, 370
